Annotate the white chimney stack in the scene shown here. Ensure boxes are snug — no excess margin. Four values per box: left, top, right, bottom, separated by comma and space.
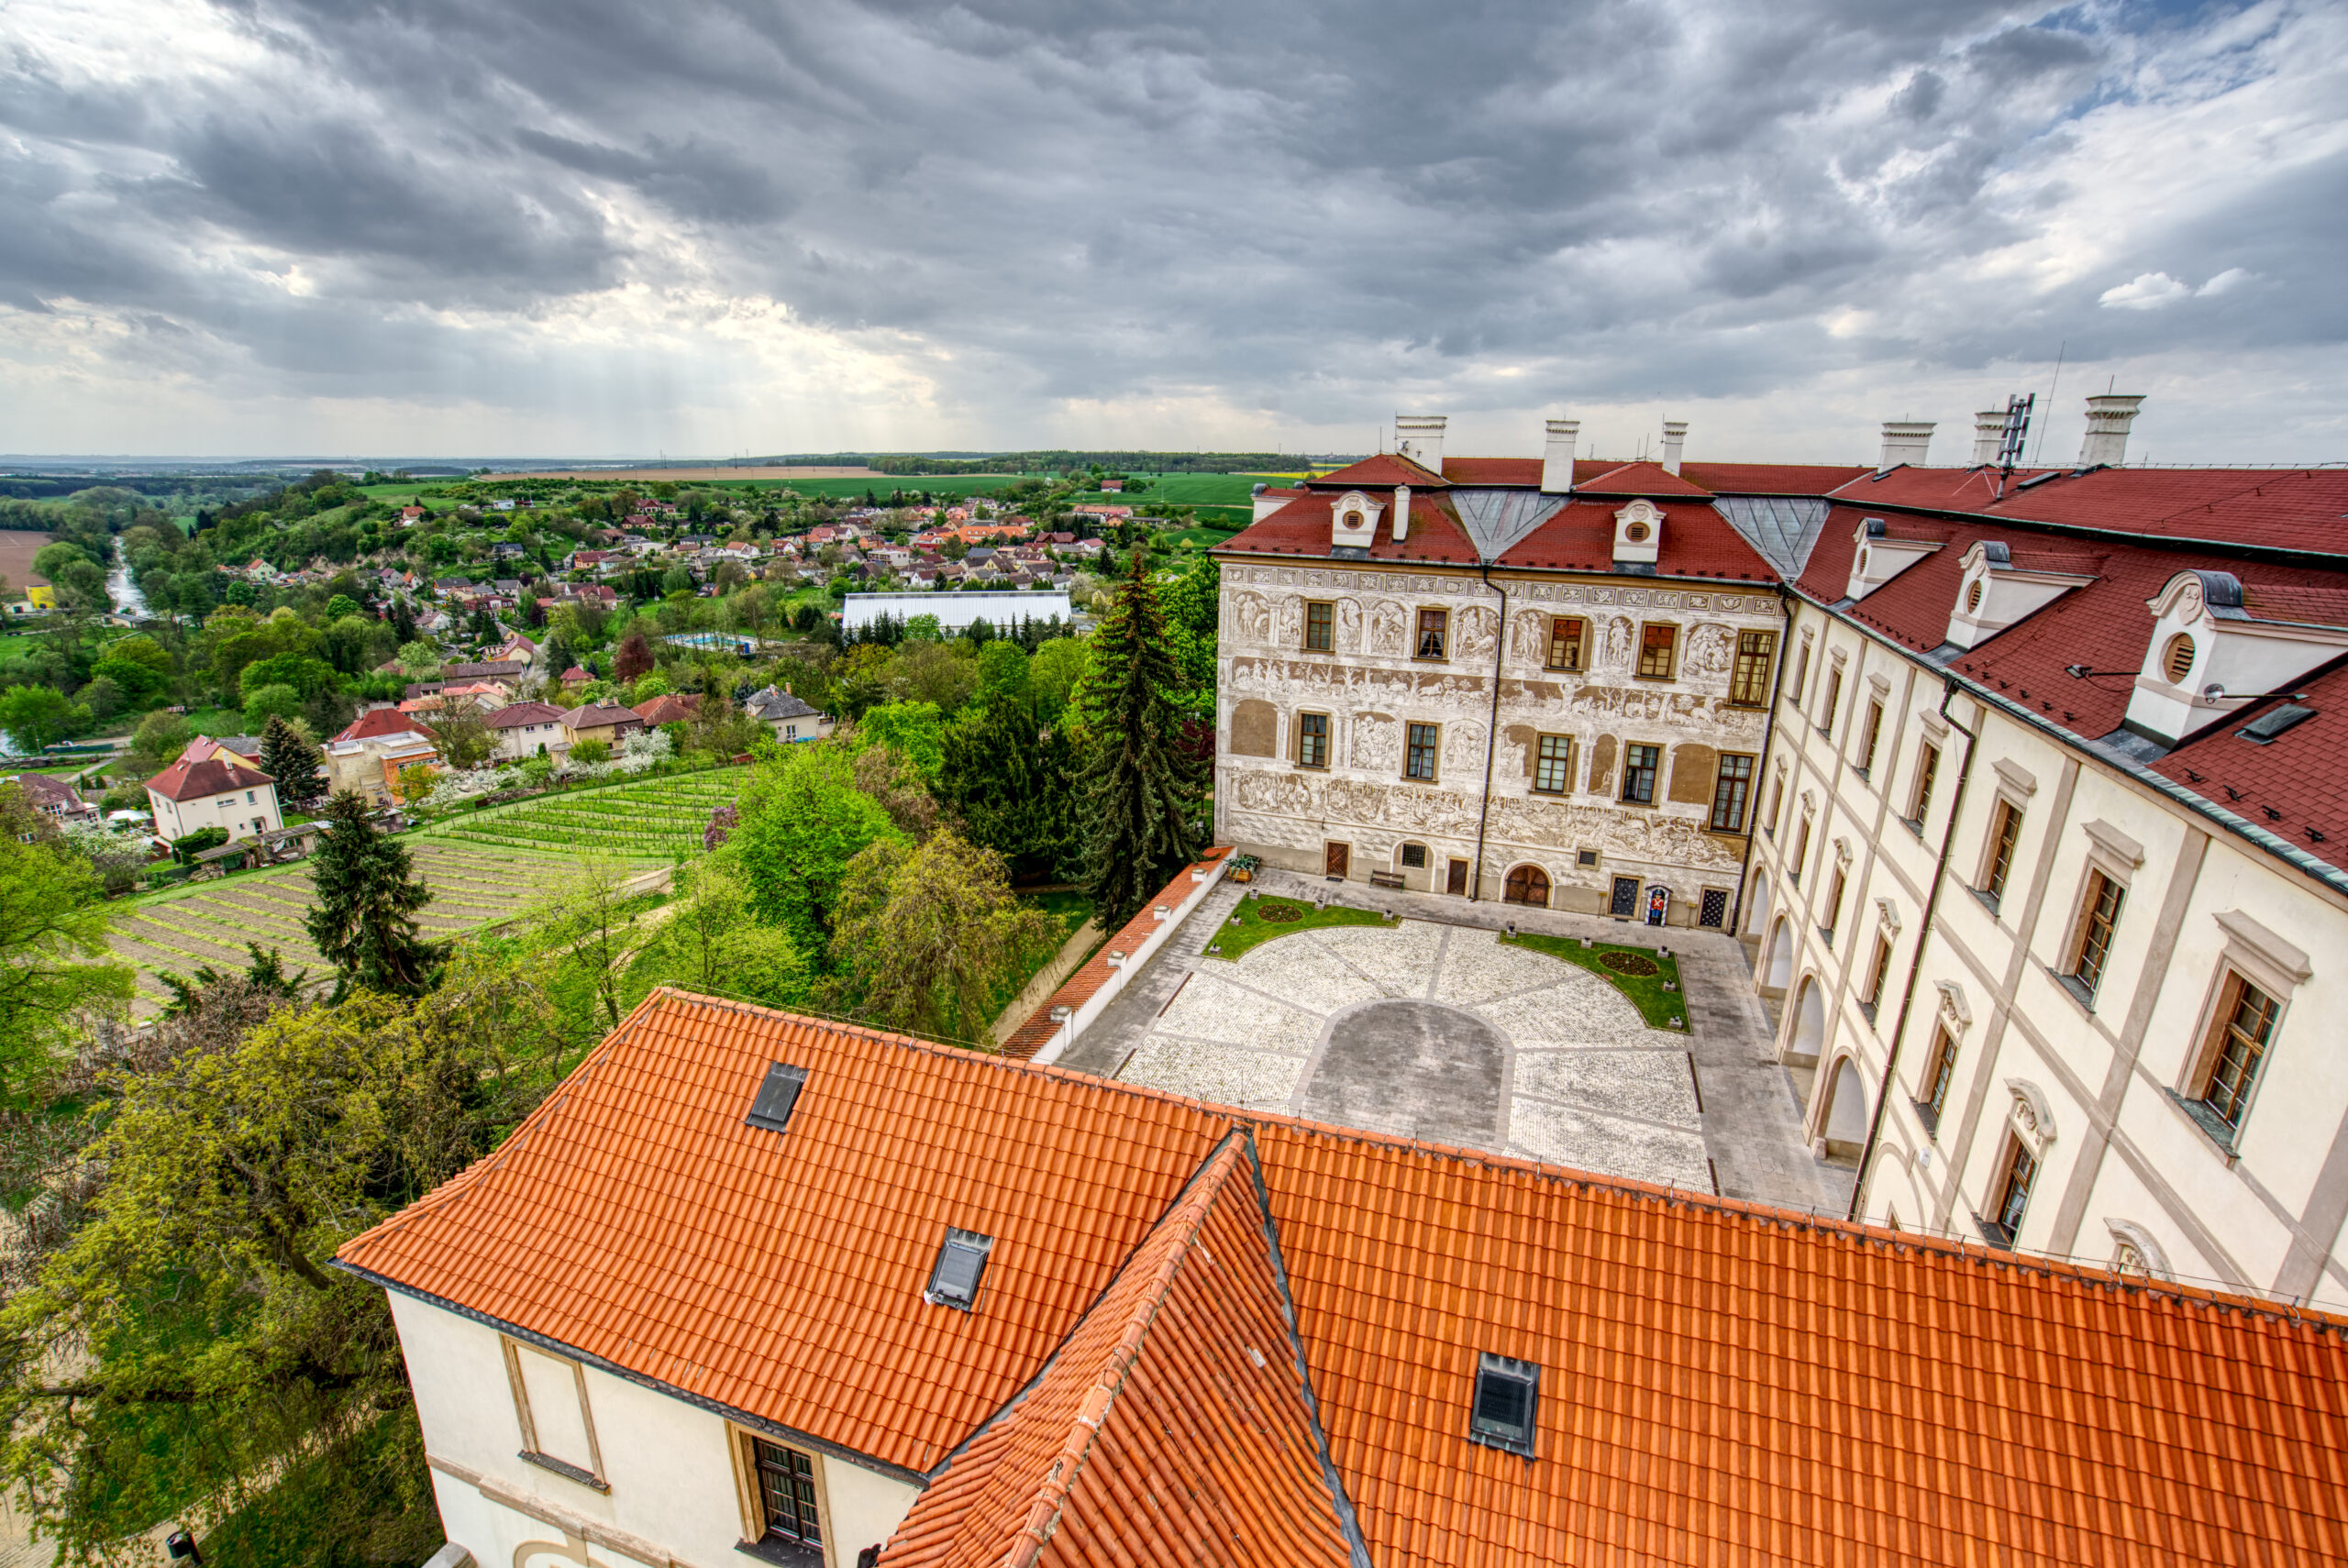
1394, 414, 1446, 476
2078, 394, 2146, 468
1659, 420, 1688, 476
1541, 418, 1579, 493
1392, 485, 1411, 543
1972, 410, 2009, 467
1878, 420, 1935, 470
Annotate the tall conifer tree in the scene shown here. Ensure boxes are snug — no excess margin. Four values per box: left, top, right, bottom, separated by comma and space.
1076, 552, 1203, 925
258, 714, 324, 808
304, 791, 444, 998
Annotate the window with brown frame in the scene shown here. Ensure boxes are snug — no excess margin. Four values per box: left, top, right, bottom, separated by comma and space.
1304, 601, 1334, 652
1405, 723, 1440, 781
1533, 734, 1573, 795
1729, 630, 1776, 706
2194, 973, 2281, 1137
750, 1439, 825, 1555
1634, 624, 1678, 680
1987, 1138, 2037, 1245
1979, 800, 2021, 907
1862, 932, 1893, 1021
1820, 667, 1843, 735
2068, 871, 2126, 1000
1621, 743, 1660, 804
1710, 753, 1755, 833
1546, 617, 1586, 671
1917, 1025, 1957, 1132
1297, 712, 1329, 769
1858, 700, 1884, 775
1414, 609, 1448, 660
1821, 864, 1846, 944
1910, 742, 1941, 826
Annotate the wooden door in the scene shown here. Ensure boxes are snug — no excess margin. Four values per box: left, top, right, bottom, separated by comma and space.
1609, 876, 1640, 918
1504, 866, 1550, 907
1324, 842, 1350, 878
1446, 858, 1469, 896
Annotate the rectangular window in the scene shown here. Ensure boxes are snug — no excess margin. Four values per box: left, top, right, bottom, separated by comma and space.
1981, 801, 2021, 904
1709, 753, 1755, 833
752, 1440, 825, 1551
1822, 865, 1845, 942
1304, 601, 1334, 651
1546, 617, 1586, 671
1621, 744, 1659, 805
1919, 1026, 1957, 1131
2199, 976, 2280, 1134
1863, 933, 1893, 1015
1911, 743, 1941, 824
1405, 723, 1440, 781
1765, 772, 1785, 838
1789, 817, 1810, 888
1820, 668, 1843, 735
2071, 872, 2125, 999
1414, 609, 1448, 660
1858, 701, 1884, 775
1469, 1353, 1541, 1457
1729, 631, 1776, 706
1298, 712, 1329, 769
1533, 735, 1573, 795
1634, 624, 1678, 680
1400, 843, 1427, 869
1989, 1140, 2037, 1244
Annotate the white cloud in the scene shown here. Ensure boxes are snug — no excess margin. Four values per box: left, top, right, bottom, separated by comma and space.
2198, 266, 2256, 297
2100, 272, 2195, 310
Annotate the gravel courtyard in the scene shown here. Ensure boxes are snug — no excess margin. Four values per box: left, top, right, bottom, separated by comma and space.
1057, 868, 1856, 1214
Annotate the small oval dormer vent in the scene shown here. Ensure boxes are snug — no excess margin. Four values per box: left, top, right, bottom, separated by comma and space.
2162, 634, 2196, 684
1966, 580, 1983, 614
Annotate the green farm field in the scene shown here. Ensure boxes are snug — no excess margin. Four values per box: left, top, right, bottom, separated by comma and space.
423, 767, 745, 860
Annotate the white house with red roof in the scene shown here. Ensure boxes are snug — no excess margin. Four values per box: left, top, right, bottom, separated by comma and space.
143, 752, 281, 844
482, 701, 569, 761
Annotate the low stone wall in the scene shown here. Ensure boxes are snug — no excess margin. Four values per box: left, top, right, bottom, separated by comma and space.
1001, 847, 1231, 1063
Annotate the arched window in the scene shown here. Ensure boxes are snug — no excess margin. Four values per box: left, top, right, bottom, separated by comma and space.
1503, 865, 1550, 907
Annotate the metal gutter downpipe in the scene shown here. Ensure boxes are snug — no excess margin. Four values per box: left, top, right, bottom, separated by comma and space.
1467, 562, 1508, 901
1848, 675, 1979, 1222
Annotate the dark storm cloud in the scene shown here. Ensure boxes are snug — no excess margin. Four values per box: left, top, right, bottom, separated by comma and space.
0, 0, 2342, 444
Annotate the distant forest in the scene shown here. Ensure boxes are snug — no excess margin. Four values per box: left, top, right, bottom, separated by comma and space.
742, 450, 1335, 476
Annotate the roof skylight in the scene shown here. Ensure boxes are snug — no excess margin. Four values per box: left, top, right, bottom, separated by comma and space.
925, 1228, 994, 1312
744, 1062, 808, 1133
1470, 1353, 1541, 1457
2239, 704, 2318, 745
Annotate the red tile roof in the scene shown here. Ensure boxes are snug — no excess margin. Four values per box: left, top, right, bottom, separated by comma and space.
1002, 849, 1229, 1062
1829, 466, 2348, 556
339, 991, 2348, 1567
143, 753, 274, 802
482, 701, 566, 729
1214, 491, 1482, 567
1678, 461, 1874, 495
631, 693, 703, 725
1306, 453, 1448, 489
1494, 498, 1778, 582
1570, 459, 1716, 498
1439, 456, 1544, 487
334, 708, 429, 745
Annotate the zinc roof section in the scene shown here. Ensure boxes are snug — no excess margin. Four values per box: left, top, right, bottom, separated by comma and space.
881, 1141, 1359, 1568
1249, 1121, 2348, 1568
334, 993, 1228, 1474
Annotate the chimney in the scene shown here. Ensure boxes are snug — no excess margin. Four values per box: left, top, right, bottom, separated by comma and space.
1541, 418, 1579, 493
1878, 420, 1935, 469
1394, 414, 1446, 476
1659, 420, 1688, 476
1392, 485, 1411, 543
2078, 394, 2146, 468
1971, 410, 2009, 467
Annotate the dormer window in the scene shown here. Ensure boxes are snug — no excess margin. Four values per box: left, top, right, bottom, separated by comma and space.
1329, 490, 1384, 552
1611, 500, 1663, 569
925, 1228, 994, 1311
1845, 518, 1944, 601
1944, 541, 2097, 651
2124, 569, 2348, 748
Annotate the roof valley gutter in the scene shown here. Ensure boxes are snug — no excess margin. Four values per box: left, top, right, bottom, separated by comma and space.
328, 1261, 934, 1490
1793, 587, 2348, 904
1848, 679, 1979, 1222
1468, 562, 1508, 902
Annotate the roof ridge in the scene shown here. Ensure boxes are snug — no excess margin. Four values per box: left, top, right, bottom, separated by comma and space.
995, 1142, 1249, 1567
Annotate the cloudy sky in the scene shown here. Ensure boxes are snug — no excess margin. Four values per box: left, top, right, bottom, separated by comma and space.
2, 0, 2342, 462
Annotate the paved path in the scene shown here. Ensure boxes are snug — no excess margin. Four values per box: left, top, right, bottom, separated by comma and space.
1060, 867, 1855, 1215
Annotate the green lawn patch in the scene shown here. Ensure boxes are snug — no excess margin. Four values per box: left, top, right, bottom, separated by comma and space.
1205, 893, 1387, 960
1501, 933, 1689, 1031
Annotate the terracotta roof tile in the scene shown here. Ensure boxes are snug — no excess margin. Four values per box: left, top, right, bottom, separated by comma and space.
143, 753, 275, 802
1307, 453, 1449, 489
1495, 499, 1778, 582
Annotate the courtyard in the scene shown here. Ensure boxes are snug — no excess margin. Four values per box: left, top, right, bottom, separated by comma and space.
1057, 867, 1857, 1215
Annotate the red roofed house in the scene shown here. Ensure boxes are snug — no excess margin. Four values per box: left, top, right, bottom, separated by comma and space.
143, 752, 281, 844
630, 692, 702, 727
326, 708, 439, 804
559, 702, 644, 751
334, 983, 2348, 1568
482, 701, 570, 762
5, 771, 98, 824
559, 666, 593, 690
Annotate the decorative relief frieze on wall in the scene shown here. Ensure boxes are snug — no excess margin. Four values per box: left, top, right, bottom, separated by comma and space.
1220, 564, 1758, 618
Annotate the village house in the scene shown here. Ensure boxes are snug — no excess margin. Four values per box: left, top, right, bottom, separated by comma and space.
630, 693, 702, 727
482, 701, 569, 761
6, 771, 98, 824
744, 686, 829, 743
333, 987, 2348, 1568
559, 701, 645, 751
143, 751, 282, 844
325, 709, 439, 804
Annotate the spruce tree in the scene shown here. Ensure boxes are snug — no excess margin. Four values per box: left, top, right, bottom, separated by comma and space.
1076, 552, 1204, 926
304, 791, 444, 998
258, 714, 324, 808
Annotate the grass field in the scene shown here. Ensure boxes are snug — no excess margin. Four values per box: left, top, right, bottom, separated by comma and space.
1206, 893, 1389, 960
1502, 933, 1689, 1031
104, 769, 749, 1016
424, 768, 744, 859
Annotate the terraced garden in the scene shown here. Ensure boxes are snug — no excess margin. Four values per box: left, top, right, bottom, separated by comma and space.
105, 769, 748, 1017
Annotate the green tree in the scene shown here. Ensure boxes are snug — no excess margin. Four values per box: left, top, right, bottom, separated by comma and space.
242, 682, 304, 731
622, 857, 810, 1013
0, 685, 84, 752
940, 700, 1077, 882
1029, 636, 1089, 727
1156, 554, 1220, 723
128, 709, 195, 775
422, 704, 494, 771
258, 715, 326, 807
728, 745, 902, 962
973, 639, 1031, 708
325, 593, 362, 621
569, 737, 611, 766
0, 815, 133, 1103
1075, 553, 1203, 926
304, 792, 443, 998
858, 701, 947, 785
827, 830, 1057, 1043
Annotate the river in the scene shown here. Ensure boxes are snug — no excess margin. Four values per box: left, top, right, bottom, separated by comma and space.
106, 536, 150, 619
